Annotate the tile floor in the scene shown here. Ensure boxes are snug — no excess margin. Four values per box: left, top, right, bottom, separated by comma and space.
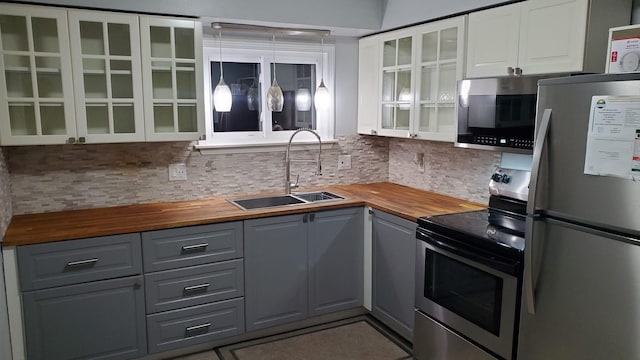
172, 317, 412, 360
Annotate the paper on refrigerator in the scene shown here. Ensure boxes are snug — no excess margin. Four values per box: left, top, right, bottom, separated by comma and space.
584, 96, 640, 179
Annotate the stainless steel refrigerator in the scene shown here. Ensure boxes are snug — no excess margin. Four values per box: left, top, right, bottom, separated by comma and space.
519, 73, 640, 359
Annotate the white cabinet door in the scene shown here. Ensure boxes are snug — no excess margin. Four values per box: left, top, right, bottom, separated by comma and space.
413, 16, 465, 142
518, 0, 588, 75
377, 28, 415, 138
466, 3, 521, 78
0, 4, 76, 145
140, 17, 205, 142
69, 10, 145, 143
357, 36, 380, 136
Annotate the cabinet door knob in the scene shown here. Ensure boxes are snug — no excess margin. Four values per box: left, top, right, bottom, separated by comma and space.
515, 67, 523, 76
303, 214, 308, 223
310, 213, 315, 222
368, 208, 374, 215
78, 137, 86, 143
370, 129, 377, 135
507, 66, 515, 75
67, 137, 76, 144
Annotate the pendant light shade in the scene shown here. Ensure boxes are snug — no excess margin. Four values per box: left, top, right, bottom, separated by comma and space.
267, 78, 284, 112
314, 36, 330, 111
213, 31, 232, 112
314, 81, 330, 110
267, 34, 284, 112
295, 88, 312, 111
213, 77, 232, 112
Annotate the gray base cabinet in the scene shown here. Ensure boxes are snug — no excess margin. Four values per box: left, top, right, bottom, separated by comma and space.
308, 208, 364, 316
22, 276, 147, 360
245, 207, 364, 332
371, 209, 416, 341
142, 221, 246, 353
244, 213, 308, 332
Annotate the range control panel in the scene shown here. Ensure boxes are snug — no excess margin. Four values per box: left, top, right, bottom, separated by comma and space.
474, 136, 534, 149
489, 168, 530, 202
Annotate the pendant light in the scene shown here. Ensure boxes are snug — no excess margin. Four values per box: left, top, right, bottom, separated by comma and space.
314, 35, 330, 111
212, 31, 232, 112
267, 34, 284, 112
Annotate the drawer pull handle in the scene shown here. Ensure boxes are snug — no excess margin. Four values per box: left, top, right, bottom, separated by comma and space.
66, 258, 99, 268
181, 243, 208, 252
183, 283, 210, 293
185, 323, 211, 334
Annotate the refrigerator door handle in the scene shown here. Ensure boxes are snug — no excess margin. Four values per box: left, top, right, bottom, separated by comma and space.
525, 108, 551, 315
527, 108, 552, 215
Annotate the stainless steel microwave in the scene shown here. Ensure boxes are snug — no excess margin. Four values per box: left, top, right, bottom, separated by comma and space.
455, 75, 556, 153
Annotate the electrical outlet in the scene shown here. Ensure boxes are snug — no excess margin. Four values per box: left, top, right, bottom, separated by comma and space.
338, 155, 352, 170
168, 163, 187, 181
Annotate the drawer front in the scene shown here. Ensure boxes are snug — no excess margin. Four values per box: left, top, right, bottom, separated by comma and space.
22, 276, 147, 360
142, 222, 243, 272
18, 233, 142, 291
145, 259, 244, 314
146, 297, 244, 354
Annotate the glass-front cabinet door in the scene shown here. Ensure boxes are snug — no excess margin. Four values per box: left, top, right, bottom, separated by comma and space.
378, 29, 414, 138
414, 16, 465, 142
0, 4, 76, 145
140, 17, 204, 141
69, 11, 145, 143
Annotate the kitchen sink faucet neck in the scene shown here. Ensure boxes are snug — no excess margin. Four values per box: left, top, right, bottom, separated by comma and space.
285, 128, 322, 194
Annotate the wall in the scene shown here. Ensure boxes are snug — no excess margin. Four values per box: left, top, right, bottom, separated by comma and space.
334, 37, 359, 135
23, 0, 383, 35
388, 139, 500, 204
0, 148, 11, 238
7, 135, 388, 214
381, 0, 510, 30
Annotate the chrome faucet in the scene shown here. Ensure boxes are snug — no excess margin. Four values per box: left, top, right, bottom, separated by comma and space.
285, 128, 322, 194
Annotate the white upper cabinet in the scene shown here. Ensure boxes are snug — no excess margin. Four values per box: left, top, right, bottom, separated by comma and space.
0, 4, 76, 145
357, 36, 380, 136
140, 17, 204, 142
467, 0, 632, 78
0, 3, 205, 145
357, 15, 466, 142
69, 11, 145, 143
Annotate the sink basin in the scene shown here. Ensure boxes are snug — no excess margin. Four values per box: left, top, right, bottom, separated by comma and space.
293, 191, 344, 202
229, 195, 305, 210
228, 191, 345, 210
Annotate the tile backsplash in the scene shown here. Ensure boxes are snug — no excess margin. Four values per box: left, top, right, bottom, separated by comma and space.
7, 135, 389, 215
0, 148, 11, 238
388, 138, 500, 204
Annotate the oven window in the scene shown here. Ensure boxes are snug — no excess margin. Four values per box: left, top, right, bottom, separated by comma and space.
425, 249, 503, 335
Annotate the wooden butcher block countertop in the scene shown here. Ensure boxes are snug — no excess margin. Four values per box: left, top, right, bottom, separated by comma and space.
2, 182, 485, 247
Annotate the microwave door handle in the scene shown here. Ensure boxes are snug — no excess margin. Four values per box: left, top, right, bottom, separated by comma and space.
525, 108, 551, 315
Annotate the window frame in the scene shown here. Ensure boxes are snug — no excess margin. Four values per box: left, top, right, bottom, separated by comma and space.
199, 38, 335, 148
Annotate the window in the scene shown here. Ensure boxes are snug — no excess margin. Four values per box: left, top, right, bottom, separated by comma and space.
199, 39, 334, 148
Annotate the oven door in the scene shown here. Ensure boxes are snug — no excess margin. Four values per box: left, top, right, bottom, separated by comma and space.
415, 228, 519, 360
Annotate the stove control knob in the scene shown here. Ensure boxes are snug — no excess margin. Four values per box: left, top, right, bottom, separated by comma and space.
491, 173, 503, 182
501, 175, 511, 184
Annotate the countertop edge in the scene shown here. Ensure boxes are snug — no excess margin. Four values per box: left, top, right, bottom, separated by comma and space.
2, 182, 486, 247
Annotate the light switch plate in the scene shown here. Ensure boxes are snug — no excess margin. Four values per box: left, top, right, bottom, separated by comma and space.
338, 155, 352, 170
168, 163, 187, 181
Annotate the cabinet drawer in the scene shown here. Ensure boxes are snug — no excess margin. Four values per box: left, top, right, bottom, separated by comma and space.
142, 222, 243, 272
146, 297, 244, 354
18, 233, 142, 291
145, 259, 244, 314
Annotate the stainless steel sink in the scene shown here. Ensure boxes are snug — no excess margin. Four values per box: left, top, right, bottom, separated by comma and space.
228, 191, 345, 210
293, 191, 344, 203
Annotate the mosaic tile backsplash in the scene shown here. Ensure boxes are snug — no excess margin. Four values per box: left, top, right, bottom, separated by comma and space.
7, 135, 389, 215
0, 148, 11, 238
388, 138, 500, 205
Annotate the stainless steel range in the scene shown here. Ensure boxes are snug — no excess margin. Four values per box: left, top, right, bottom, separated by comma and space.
413, 168, 529, 360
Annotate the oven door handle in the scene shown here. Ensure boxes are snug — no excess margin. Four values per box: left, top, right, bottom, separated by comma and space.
417, 229, 520, 275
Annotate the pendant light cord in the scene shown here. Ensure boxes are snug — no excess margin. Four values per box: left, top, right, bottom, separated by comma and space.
218, 31, 224, 80
319, 36, 324, 82
272, 34, 277, 81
